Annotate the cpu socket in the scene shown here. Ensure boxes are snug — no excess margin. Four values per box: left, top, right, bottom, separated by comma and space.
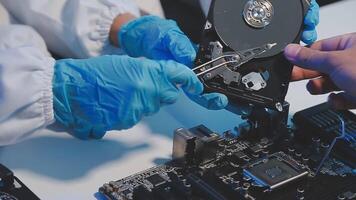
244, 157, 308, 190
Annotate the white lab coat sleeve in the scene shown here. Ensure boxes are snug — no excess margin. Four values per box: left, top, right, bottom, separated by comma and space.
0, 2, 11, 25
0, 25, 55, 146
0, 0, 140, 58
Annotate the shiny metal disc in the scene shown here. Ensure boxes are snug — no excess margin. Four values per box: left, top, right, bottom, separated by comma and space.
213, 0, 305, 58
243, 0, 274, 29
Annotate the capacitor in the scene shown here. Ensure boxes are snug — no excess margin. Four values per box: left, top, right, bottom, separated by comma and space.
302, 155, 309, 164
184, 182, 192, 189
312, 137, 321, 153
243, 157, 251, 162
320, 142, 330, 154
296, 187, 305, 200
337, 194, 346, 200
295, 151, 302, 158
252, 153, 260, 158
288, 147, 295, 154
262, 149, 269, 158
242, 182, 250, 189
241, 182, 251, 197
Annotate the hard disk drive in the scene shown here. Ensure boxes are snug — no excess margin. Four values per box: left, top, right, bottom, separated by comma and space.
193, 0, 311, 111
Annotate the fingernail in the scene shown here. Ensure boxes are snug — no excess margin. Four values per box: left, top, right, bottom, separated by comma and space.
306, 81, 313, 93
328, 93, 341, 109
284, 44, 302, 62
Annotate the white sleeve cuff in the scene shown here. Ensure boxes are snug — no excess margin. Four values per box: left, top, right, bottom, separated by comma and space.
0, 25, 55, 126
41, 58, 55, 126
0, 24, 55, 145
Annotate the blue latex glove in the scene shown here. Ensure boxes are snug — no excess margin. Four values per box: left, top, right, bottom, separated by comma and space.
119, 15, 228, 110
119, 15, 196, 66
302, 0, 320, 44
53, 55, 203, 139
186, 92, 229, 110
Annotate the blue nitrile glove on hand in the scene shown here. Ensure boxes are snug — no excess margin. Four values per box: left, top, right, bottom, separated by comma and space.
52, 55, 203, 139
118, 15, 196, 66
118, 15, 229, 110
302, 0, 320, 44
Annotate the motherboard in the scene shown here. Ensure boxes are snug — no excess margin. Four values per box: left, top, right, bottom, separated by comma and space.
99, 103, 356, 200
99, 0, 356, 198
0, 164, 40, 200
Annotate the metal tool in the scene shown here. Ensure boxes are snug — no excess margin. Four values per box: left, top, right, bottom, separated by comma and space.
192, 43, 277, 78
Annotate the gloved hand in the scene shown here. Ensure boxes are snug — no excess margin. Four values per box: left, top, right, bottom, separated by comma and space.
53, 55, 203, 139
118, 15, 196, 66
302, 0, 320, 44
118, 15, 228, 110
186, 92, 229, 110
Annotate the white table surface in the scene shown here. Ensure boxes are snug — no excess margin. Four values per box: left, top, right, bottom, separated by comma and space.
1, 1, 356, 199
132, 0, 164, 17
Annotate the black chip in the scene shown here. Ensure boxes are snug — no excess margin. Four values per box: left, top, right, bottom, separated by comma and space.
218, 164, 237, 176
146, 174, 165, 186
245, 158, 307, 189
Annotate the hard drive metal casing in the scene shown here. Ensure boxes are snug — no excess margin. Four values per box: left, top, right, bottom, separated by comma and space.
194, 0, 311, 111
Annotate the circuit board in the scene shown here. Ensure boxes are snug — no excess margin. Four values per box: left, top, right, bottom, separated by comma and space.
99, 104, 356, 200
0, 164, 40, 200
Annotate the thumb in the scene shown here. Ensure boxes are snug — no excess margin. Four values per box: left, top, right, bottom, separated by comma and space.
284, 44, 334, 74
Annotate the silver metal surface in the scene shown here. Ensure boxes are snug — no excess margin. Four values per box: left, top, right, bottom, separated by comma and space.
204, 21, 212, 30
193, 43, 277, 83
270, 171, 309, 190
243, 0, 274, 28
275, 102, 283, 112
172, 128, 195, 160
241, 72, 267, 91
220, 68, 241, 84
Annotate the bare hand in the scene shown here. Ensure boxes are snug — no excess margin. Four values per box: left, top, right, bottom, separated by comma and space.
284, 33, 356, 109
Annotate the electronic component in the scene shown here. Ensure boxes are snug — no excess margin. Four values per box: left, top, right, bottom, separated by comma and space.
99, 103, 356, 200
146, 174, 166, 186
194, 0, 311, 111
0, 164, 39, 200
293, 103, 356, 168
244, 155, 308, 190
315, 114, 346, 175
